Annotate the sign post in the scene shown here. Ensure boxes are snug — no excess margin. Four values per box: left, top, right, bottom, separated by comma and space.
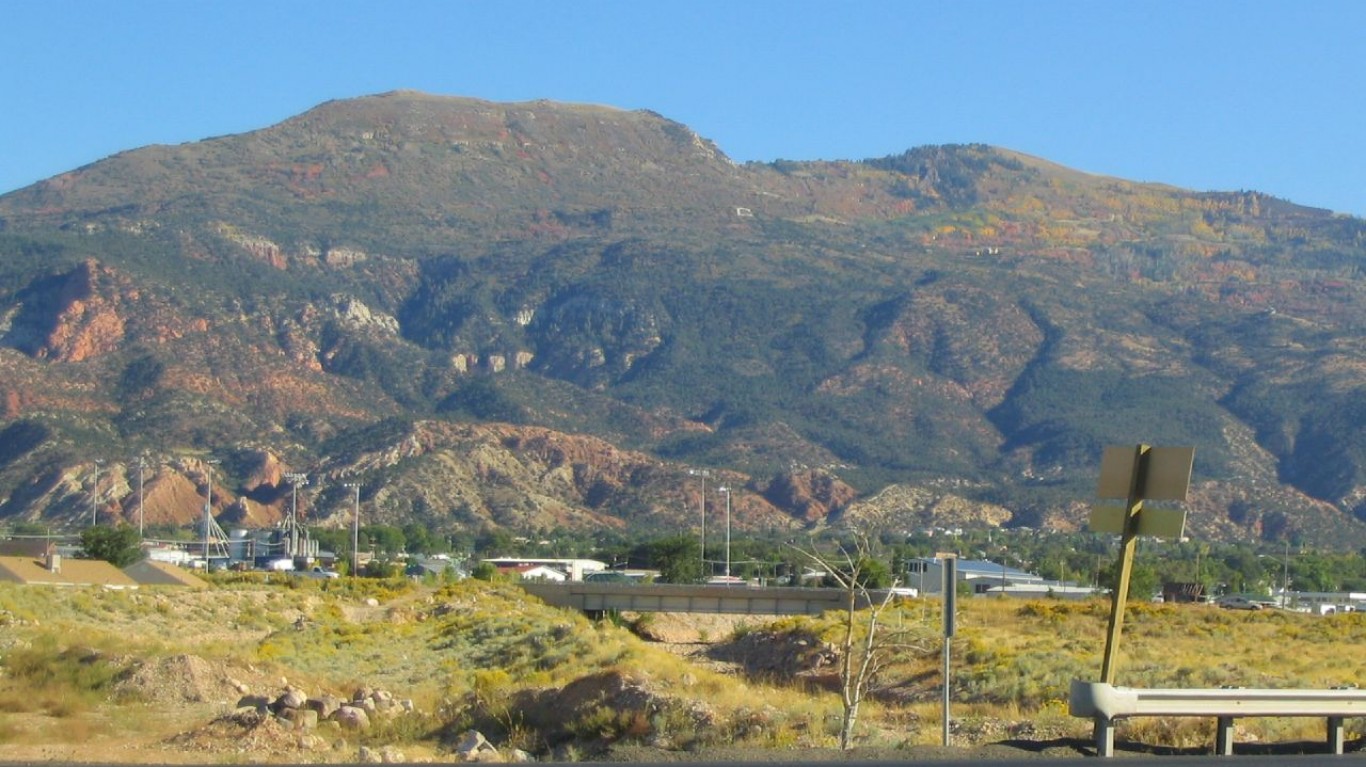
1091, 444, 1194, 684
940, 553, 957, 746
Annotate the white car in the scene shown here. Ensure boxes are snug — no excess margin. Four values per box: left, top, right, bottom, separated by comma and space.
1215, 595, 1263, 611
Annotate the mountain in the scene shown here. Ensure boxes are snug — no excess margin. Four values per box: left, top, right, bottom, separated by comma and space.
1, 90, 1365, 547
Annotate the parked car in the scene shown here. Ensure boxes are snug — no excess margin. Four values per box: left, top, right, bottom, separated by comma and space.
301, 566, 340, 579
584, 571, 635, 583
1215, 595, 1263, 610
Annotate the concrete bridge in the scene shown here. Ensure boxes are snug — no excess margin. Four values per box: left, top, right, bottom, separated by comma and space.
520, 581, 900, 616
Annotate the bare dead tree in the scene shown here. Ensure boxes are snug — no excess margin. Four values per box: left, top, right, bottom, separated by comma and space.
791, 534, 934, 749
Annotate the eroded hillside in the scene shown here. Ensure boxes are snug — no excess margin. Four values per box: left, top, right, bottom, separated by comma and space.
1, 92, 1365, 545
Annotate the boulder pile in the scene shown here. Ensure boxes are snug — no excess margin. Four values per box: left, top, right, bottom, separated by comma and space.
237, 684, 416, 732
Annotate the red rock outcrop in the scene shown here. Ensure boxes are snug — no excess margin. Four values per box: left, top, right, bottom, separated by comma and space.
35, 259, 126, 362
761, 469, 859, 524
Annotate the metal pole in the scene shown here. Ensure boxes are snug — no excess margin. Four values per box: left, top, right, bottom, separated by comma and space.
1281, 539, 1290, 609
725, 489, 731, 578
344, 482, 360, 576
941, 555, 957, 747
136, 457, 145, 539
701, 472, 707, 572
284, 472, 308, 559
942, 638, 951, 745
718, 487, 732, 577
90, 459, 103, 526
203, 458, 220, 570
690, 469, 708, 572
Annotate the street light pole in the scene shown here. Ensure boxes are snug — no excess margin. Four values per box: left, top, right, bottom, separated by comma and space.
89, 459, 104, 526
1281, 539, 1291, 609
132, 456, 147, 539
203, 458, 220, 569
343, 482, 360, 576
689, 469, 709, 572
717, 486, 732, 578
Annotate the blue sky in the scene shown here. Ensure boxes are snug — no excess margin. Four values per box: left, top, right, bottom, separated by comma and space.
5, 1, 1366, 215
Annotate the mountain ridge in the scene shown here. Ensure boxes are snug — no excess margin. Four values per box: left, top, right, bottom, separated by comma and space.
1, 91, 1364, 547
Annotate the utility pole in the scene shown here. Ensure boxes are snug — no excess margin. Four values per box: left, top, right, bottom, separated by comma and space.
343, 482, 360, 576
284, 472, 308, 560
689, 468, 709, 573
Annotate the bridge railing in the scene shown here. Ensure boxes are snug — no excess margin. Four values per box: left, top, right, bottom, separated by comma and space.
1070, 679, 1366, 757
520, 581, 905, 616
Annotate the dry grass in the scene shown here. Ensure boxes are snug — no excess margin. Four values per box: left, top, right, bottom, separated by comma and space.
1, 582, 1363, 761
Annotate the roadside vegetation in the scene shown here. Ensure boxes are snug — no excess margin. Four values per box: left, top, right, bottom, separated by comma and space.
0, 575, 1363, 761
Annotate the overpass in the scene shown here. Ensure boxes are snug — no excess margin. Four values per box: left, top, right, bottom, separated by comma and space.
520, 581, 901, 616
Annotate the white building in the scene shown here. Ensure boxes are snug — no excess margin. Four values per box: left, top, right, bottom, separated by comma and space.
905, 556, 1096, 598
1285, 591, 1366, 614
500, 564, 569, 582
481, 557, 607, 581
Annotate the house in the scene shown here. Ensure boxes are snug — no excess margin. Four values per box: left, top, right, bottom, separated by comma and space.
0, 552, 139, 588
481, 557, 606, 581
499, 563, 568, 582
405, 556, 468, 580
123, 559, 209, 588
905, 556, 1048, 595
0, 539, 55, 558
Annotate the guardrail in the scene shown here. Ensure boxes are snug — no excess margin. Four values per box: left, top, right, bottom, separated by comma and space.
1070, 679, 1366, 757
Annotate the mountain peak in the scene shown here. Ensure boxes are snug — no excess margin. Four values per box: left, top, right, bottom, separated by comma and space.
1, 95, 1364, 547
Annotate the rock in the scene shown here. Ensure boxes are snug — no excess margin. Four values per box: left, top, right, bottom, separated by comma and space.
235, 694, 271, 713
509, 748, 534, 762
380, 745, 407, 763
332, 705, 371, 731
453, 730, 500, 762
274, 686, 309, 711
359, 745, 382, 763
307, 693, 344, 720
279, 707, 319, 730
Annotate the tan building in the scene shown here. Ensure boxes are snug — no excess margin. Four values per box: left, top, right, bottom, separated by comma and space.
123, 559, 209, 588
0, 552, 139, 588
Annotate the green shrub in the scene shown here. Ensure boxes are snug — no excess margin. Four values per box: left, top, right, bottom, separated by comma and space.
0, 636, 125, 715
